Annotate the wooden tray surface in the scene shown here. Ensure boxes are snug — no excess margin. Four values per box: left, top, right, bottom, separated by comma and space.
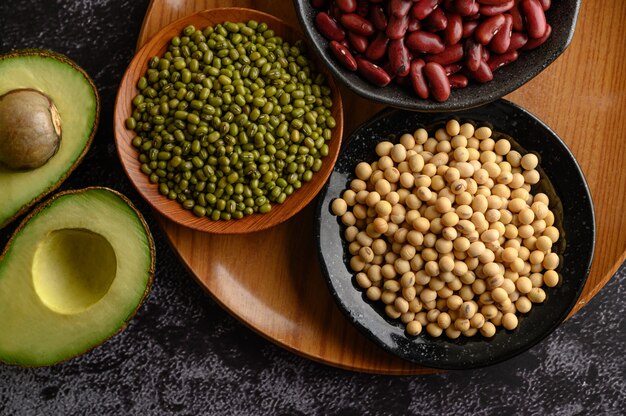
135, 0, 626, 374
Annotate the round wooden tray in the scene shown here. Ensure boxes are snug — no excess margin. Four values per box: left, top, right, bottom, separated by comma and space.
136, 0, 626, 374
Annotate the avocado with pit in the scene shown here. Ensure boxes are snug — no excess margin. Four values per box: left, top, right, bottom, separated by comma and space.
0, 187, 155, 367
0, 49, 99, 229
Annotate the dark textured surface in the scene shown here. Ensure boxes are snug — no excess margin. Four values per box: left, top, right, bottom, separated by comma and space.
0, 1, 624, 415
293, 0, 581, 111
316, 104, 595, 369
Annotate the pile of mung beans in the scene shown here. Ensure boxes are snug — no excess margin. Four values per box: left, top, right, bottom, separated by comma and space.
126, 21, 336, 220
331, 119, 561, 338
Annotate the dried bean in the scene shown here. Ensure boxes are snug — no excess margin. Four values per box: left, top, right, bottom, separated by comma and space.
409, 59, 430, 99
444, 13, 463, 45
520, 23, 551, 50
449, 73, 469, 88
467, 59, 494, 83
390, 0, 413, 17
366, 32, 390, 61
487, 50, 518, 71
426, 43, 464, 65
348, 32, 369, 53
475, 14, 506, 45
480, 0, 515, 16
412, 0, 440, 20
424, 8, 448, 32
521, 0, 547, 38
341, 13, 376, 36
315, 12, 345, 41
370, 5, 388, 30
386, 13, 410, 39
336, 0, 357, 13
424, 62, 450, 101
356, 57, 392, 86
490, 13, 513, 53
464, 38, 483, 71
330, 40, 358, 71
507, 32, 528, 51
406, 30, 446, 54
389, 38, 411, 76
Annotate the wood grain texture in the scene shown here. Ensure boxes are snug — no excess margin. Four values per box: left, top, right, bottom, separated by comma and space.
132, 0, 626, 374
115, 8, 343, 233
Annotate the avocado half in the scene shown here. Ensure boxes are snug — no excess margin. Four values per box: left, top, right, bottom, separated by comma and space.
0, 49, 99, 229
0, 187, 155, 367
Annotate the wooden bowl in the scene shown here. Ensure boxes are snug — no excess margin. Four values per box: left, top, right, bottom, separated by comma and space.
114, 8, 343, 233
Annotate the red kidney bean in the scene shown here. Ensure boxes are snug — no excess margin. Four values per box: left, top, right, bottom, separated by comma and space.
449, 73, 469, 88
329, 40, 358, 71
424, 8, 448, 31
487, 50, 518, 71
312, 0, 552, 101
390, 0, 413, 17
444, 13, 463, 45
444, 63, 463, 75
406, 30, 446, 54
510, 0, 525, 31
389, 38, 411, 76
538, 0, 551, 11
386, 14, 410, 39
521, 0, 547, 38
507, 32, 528, 51
480, 0, 514, 16
424, 62, 450, 101
366, 32, 390, 60
340, 13, 375, 36
409, 59, 430, 99
347, 32, 368, 53
356, 57, 392, 86
467, 60, 494, 83
315, 12, 345, 41
520, 23, 551, 50
454, 0, 479, 16
336, 0, 356, 13
475, 14, 506, 45
490, 13, 513, 53
462, 20, 480, 38
426, 43, 464, 65
412, 0, 440, 20
408, 16, 422, 32
370, 5, 388, 30
464, 38, 483, 71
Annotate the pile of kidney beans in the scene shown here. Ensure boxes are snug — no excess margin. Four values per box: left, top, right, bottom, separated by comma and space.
311, 0, 552, 102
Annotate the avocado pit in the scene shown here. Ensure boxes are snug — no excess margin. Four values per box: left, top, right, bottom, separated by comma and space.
32, 228, 117, 315
0, 88, 62, 170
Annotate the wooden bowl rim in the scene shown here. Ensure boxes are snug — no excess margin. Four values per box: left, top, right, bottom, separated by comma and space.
114, 7, 344, 234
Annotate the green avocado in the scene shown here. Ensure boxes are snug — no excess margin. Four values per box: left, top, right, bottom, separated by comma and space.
0, 187, 155, 367
0, 49, 99, 229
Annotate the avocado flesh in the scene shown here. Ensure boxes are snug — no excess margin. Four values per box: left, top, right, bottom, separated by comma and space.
0, 52, 98, 228
0, 188, 154, 367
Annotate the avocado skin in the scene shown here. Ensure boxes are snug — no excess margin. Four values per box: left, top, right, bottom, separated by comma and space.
0, 49, 100, 230
0, 187, 155, 367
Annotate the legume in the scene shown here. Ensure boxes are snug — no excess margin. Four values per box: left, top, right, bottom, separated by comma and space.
127, 21, 336, 219
331, 119, 561, 338
311, 0, 552, 102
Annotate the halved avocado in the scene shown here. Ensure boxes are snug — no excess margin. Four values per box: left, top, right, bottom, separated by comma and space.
0, 187, 155, 367
0, 49, 99, 229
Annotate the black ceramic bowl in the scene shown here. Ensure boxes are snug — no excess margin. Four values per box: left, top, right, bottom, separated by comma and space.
294, 0, 581, 111
316, 100, 595, 369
